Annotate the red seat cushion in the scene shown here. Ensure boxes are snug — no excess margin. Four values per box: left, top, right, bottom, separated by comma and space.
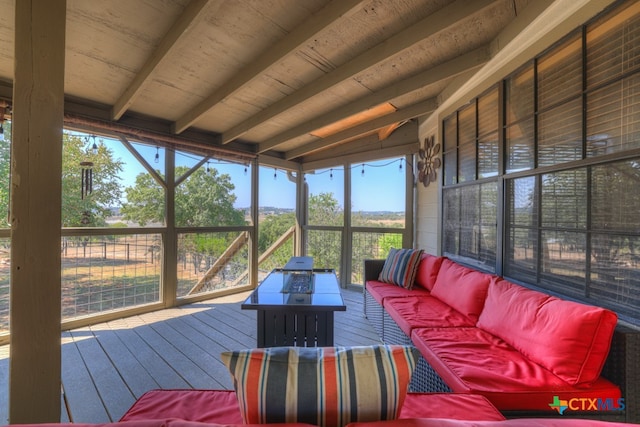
411, 327, 621, 412
120, 390, 505, 424
477, 278, 618, 386
384, 296, 474, 335
120, 389, 243, 423
365, 280, 429, 305
414, 254, 446, 291
347, 418, 634, 427
430, 259, 492, 323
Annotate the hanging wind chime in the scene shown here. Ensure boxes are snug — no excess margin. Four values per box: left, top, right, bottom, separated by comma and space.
80, 135, 97, 200
80, 160, 94, 200
80, 135, 98, 225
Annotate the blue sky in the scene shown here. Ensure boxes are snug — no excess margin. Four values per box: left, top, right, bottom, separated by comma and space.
92, 134, 406, 212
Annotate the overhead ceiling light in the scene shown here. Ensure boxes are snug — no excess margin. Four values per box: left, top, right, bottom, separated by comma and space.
310, 102, 397, 138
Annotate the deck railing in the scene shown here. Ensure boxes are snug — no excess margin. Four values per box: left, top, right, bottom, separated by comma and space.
0, 226, 402, 335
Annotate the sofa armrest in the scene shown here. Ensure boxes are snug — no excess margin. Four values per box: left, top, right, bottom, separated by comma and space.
602, 325, 640, 423
364, 259, 385, 286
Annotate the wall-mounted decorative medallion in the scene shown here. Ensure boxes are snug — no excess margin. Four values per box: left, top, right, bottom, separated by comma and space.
417, 135, 441, 187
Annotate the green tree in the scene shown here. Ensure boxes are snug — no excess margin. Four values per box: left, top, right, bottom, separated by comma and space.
259, 212, 295, 269
378, 233, 402, 258
308, 192, 343, 226
122, 166, 246, 227
307, 192, 343, 269
120, 173, 164, 226
0, 130, 125, 229
123, 165, 247, 277
62, 134, 124, 227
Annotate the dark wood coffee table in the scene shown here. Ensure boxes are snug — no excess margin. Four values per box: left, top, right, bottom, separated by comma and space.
241, 268, 346, 347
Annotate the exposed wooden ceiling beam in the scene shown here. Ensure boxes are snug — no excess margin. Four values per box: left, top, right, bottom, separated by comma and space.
258, 45, 490, 153
111, 0, 216, 120
172, 0, 364, 134
284, 97, 438, 160
222, 0, 495, 145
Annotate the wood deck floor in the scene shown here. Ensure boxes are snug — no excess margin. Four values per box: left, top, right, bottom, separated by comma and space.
0, 286, 380, 424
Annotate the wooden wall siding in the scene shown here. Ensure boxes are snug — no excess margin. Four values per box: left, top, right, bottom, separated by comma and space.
0, 287, 378, 424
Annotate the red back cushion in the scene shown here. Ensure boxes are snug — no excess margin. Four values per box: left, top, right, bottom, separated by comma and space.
477, 278, 618, 386
430, 259, 491, 323
414, 254, 445, 291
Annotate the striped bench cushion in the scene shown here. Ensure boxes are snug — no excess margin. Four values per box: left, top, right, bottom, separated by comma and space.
221, 345, 419, 427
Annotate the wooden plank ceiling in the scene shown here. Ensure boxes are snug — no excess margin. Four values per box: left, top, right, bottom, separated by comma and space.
0, 0, 531, 165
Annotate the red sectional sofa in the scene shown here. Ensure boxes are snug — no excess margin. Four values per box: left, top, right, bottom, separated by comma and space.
364, 254, 639, 424
5, 389, 638, 427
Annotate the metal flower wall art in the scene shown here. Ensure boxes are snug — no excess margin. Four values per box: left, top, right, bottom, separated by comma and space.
417, 135, 441, 187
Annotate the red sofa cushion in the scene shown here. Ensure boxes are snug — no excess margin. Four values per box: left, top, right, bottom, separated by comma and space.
365, 280, 429, 305
384, 296, 475, 335
414, 254, 445, 291
411, 327, 621, 412
120, 390, 504, 424
430, 259, 492, 323
399, 393, 503, 421
347, 418, 634, 427
120, 389, 243, 423
476, 278, 618, 386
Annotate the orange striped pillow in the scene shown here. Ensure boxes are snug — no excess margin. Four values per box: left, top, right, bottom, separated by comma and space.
221, 345, 418, 427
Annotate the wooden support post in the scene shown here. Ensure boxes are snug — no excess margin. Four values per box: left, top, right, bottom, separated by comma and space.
9, 0, 66, 423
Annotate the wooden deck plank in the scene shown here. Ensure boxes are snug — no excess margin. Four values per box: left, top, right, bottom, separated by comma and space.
128, 325, 218, 388
68, 328, 137, 422
105, 318, 191, 390
89, 323, 160, 398
158, 316, 234, 389
0, 352, 9, 425
0, 287, 378, 423
61, 332, 111, 423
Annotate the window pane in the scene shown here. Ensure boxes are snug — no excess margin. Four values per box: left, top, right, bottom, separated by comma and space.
258, 165, 296, 275
62, 233, 161, 319
175, 160, 248, 227
587, 74, 640, 156
478, 87, 499, 137
443, 187, 460, 255
351, 157, 405, 227
307, 229, 342, 273
443, 152, 457, 186
306, 167, 344, 226
506, 64, 534, 125
540, 230, 586, 296
538, 98, 583, 166
63, 133, 127, 227
478, 132, 499, 178
443, 183, 496, 272
587, 1, 640, 89
508, 176, 538, 227
506, 118, 534, 173
176, 231, 249, 297
459, 185, 479, 258
538, 34, 582, 110
443, 114, 457, 185
591, 233, 640, 318
479, 182, 498, 268
591, 160, 640, 231
541, 170, 587, 229
443, 114, 457, 152
458, 104, 476, 183
351, 231, 403, 284
505, 227, 538, 283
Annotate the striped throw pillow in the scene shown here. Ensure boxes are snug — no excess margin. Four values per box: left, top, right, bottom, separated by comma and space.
221, 345, 419, 427
378, 248, 424, 289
